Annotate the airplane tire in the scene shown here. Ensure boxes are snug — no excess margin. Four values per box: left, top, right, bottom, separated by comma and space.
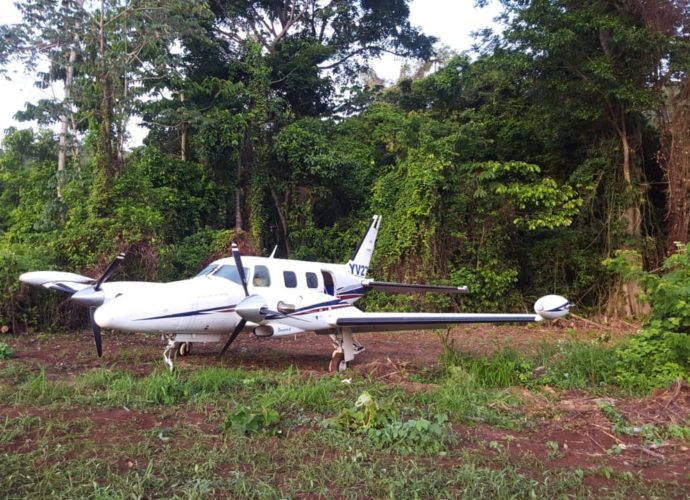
329, 351, 346, 372
178, 342, 190, 357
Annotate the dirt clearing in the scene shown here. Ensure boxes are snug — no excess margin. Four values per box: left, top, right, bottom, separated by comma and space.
1, 322, 688, 497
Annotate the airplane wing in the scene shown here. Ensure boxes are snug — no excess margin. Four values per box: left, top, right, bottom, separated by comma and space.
327, 312, 541, 333
20, 271, 95, 295
322, 295, 571, 333
361, 279, 468, 294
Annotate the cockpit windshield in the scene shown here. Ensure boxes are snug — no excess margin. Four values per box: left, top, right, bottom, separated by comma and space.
195, 264, 219, 277
212, 265, 249, 285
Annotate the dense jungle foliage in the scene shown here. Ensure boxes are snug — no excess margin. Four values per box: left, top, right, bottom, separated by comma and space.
0, 0, 688, 346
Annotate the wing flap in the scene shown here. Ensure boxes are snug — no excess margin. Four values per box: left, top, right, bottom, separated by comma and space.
43, 281, 93, 294
328, 312, 540, 333
361, 279, 468, 295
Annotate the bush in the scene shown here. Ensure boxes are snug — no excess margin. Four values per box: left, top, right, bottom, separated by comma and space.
324, 391, 454, 455
224, 405, 280, 435
0, 342, 12, 359
607, 246, 690, 392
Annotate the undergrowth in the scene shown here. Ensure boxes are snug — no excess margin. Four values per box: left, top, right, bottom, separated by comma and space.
323, 391, 455, 455
607, 245, 690, 392
0, 341, 12, 360
1, 348, 688, 497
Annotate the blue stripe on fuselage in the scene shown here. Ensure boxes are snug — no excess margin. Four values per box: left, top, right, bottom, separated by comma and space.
137, 304, 236, 321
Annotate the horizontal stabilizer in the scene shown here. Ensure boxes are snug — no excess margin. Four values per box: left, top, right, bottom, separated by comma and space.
361, 279, 469, 295
19, 271, 95, 294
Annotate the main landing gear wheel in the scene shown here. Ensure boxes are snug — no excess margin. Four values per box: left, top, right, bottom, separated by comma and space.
329, 351, 348, 372
176, 342, 191, 357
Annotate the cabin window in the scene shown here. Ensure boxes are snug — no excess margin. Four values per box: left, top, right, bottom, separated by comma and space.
253, 265, 271, 287
283, 271, 297, 288
322, 271, 335, 295
213, 265, 247, 285
306, 272, 318, 289
195, 264, 218, 277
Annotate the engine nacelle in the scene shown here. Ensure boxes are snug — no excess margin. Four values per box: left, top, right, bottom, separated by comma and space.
534, 295, 571, 320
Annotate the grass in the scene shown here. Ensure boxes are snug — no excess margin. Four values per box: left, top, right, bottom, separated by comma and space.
1, 421, 680, 498
1, 335, 688, 498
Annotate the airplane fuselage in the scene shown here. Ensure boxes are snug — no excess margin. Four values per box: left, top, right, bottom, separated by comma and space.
94, 255, 366, 338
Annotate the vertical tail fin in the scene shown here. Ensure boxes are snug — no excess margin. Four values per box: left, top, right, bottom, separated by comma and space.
346, 215, 381, 277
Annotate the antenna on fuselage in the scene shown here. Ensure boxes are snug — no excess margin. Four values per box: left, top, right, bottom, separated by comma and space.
269, 245, 278, 258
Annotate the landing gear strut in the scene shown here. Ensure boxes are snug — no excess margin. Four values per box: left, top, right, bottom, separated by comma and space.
329, 329, 365, 372
162, 334, 176, 371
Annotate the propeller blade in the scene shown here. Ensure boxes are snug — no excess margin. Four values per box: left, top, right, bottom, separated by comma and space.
232, 243, 249, 297
218, 319, 246, 357
89, 306, 103, 357
94, 253, 125, 291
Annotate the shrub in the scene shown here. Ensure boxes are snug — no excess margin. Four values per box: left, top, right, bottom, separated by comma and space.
323, 392, 454, 455
607, 246, 690, 392
0, 342, 12, 360
224, 405, 280, 435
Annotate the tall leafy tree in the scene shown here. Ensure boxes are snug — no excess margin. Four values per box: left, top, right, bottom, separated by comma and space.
1, 0, 88, 198
179, 0, 436, 241
495, 0, 666, 314
635, 0, 690, 252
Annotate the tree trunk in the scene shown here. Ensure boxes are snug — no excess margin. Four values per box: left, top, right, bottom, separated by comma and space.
270, 186, 291, 255
607, 120, 648, 317
662, 78, 690, 253
57, 40, 76, 199
235, 152, 243, 232
235, 125, 254, 232
97, 1, 115, 180
57, 0, 84, 199
180, 93, 188, 161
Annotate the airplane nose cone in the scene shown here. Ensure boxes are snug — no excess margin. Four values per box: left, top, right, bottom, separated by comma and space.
71, 287, 105, 307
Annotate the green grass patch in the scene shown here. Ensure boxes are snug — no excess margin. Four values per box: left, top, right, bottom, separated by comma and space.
0, 360, 33, 384
0, 357, 687, 498
0, 342, 12, 360
422, 365, 527, 429
535, 340, 617, 390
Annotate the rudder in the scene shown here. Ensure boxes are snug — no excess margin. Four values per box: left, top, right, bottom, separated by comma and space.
346, 215, 381, 278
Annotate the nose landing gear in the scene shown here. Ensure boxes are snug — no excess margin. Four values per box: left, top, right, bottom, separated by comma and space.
161, 338, 192, 371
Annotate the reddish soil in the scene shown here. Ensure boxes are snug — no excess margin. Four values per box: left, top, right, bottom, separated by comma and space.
2, 320, 689, 491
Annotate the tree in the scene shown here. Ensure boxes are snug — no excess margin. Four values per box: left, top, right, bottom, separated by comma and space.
635, 0, 690, 253
1, 0, 88, 198
496, 0, 666, 315
183, 0, 436, 237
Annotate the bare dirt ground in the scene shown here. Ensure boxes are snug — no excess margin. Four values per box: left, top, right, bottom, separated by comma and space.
2, 320, 689, 491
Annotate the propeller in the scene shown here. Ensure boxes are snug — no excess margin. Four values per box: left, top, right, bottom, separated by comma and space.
218, 317, 246, 357
219, 243, 303, 358
232, 243, 249, 296
219, 243, 250, 357
72, 253, 126, 357
71, 253, 126, 307
94, 253, 125, 291
89, 306, 103, 357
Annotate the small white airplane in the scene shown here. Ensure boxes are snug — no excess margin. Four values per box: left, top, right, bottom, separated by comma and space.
19, 216, 571, 371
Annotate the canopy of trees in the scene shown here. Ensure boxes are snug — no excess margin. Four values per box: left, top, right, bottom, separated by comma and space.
0, 0, 689, 331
